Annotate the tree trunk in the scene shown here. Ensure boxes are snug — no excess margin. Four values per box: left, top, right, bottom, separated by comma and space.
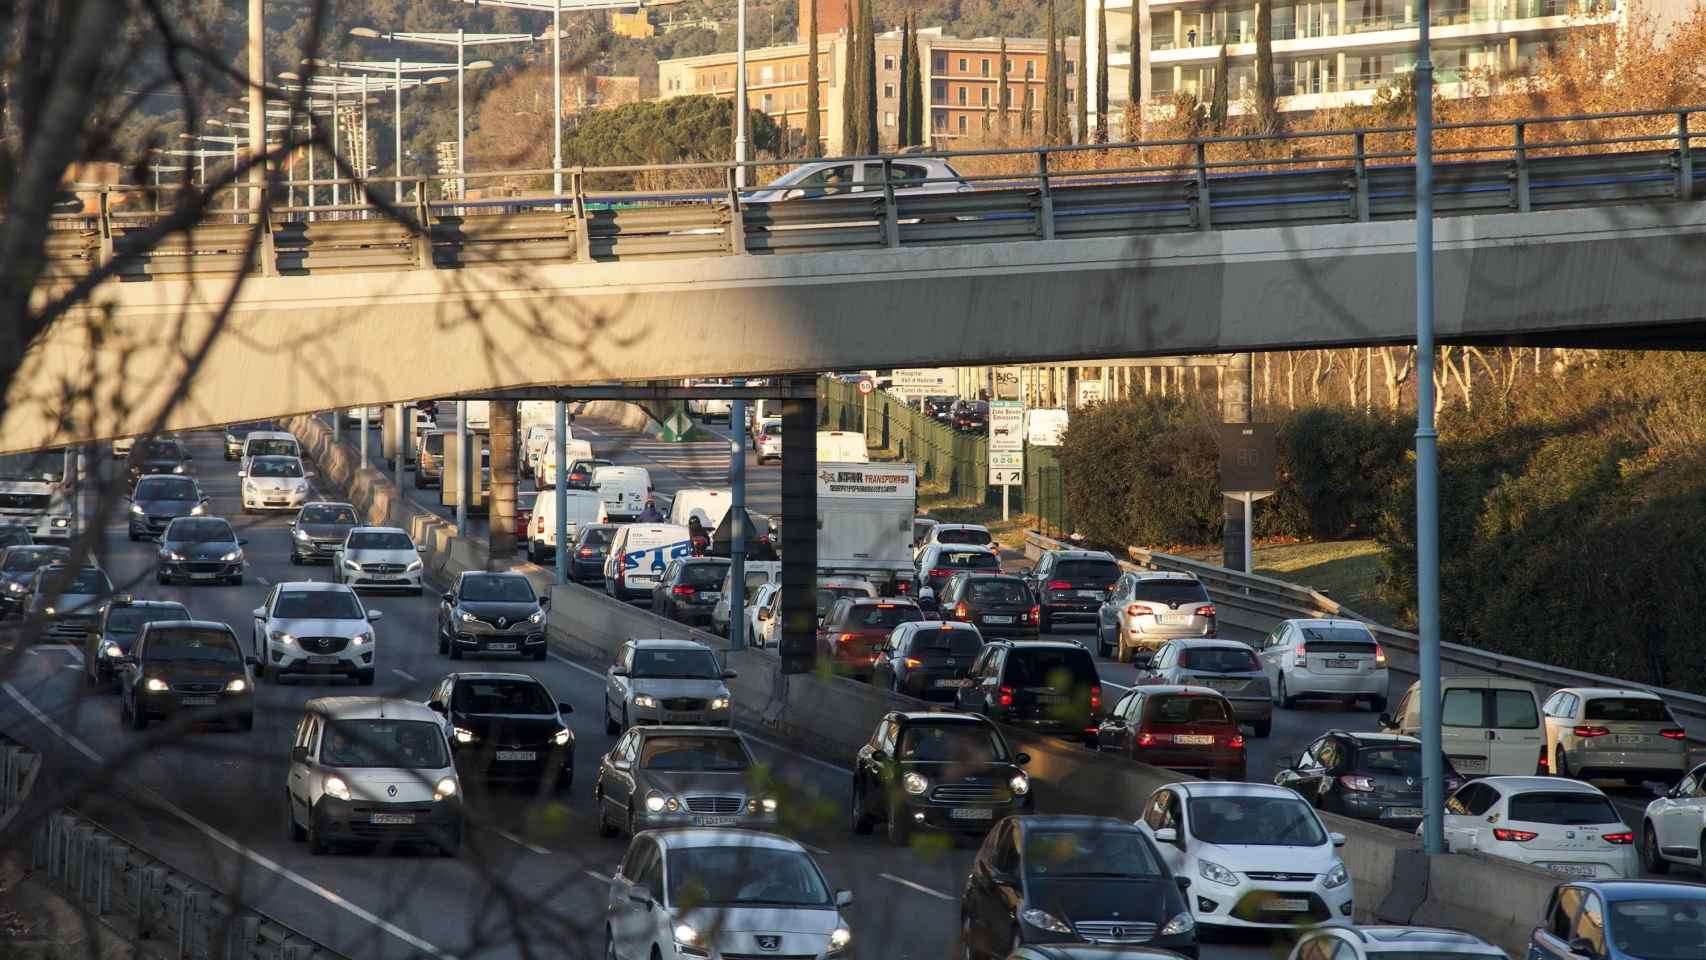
841, 0, 857, 154
1095, 0, 1109, 142
488, 401, 518, 560
806, 0, 821, 155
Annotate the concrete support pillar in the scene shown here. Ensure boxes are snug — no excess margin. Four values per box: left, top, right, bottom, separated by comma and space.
1221, 353, 1253, 571
489, 400, 518, 561
331, 409, 340, 443
392, 403, 405, 490
779, 376, 818, 676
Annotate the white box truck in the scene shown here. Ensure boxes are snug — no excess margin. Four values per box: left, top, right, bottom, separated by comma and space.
816, 462, 917, 594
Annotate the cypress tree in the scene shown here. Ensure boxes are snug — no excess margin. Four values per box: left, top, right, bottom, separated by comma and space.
1255, 0, 1280, 134
858, 0, 877, 152
896, 16, 911, 147
1075, 10, 1087, 143
841, 0, 857, 154
1044, 0, 1059, 143
997, 37, 1010, 137
1209, 44, 1229, 131
1126, 1, 1140, 137
806, 0, 821, 156
1095, 0, 1108, 142
907, 14, 924, 146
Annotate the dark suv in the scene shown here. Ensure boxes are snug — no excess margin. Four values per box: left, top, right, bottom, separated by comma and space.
939, 572, 1039, 640
84, 597, 190, 690
956, 640, 1103, 746
1022, 550, 1121, 633
851, 711, 1033, 846
651, 557, 732, 627
872, 621, 986, 700
1274, 730, 1464, 830
438, 571, 550, 661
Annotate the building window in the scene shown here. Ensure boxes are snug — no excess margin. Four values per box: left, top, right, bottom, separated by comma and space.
762, 93, 773, 111
884, 55, 895, 70
981, 58, 990, 77
884, 83, 895, 98
958, 57, 968, 71
885, 111, 895, 127
1066, 61, 1075, 74
1003, 88, 1012, 106
934, 54, 946, 71
980, 87, 990, 106
958, 115, 967, 134
933, 82, 946, 103
1025, 63, 1036, 79
958, 87, 967, 105
934, 112, 947, 131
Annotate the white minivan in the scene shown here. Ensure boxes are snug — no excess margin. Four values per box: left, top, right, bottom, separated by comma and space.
241, 431, 301, 474
666, 487, 733, 531
527, 489, 608, 564
537, 438, 594, 488
603, 523, 691, 603
816, 431, 868, 464
591, 466, 652, 522
1383, 676, 1546, 777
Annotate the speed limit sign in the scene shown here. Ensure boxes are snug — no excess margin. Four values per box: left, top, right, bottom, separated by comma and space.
857, 378, 875, 396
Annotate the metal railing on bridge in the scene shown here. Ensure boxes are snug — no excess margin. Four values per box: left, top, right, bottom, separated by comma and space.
42, 104, 1702, 283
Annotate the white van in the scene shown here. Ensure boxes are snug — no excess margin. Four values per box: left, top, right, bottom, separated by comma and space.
603, 523, 692, 603
1026, 409, 1070, 447
591, 465, 652, 521
527, 489, 609, 564
537, 438, 594, 487
517, 400, 557, 432
1383, 677, 1545, 777
816, 431, 868, 464
667, 487, 733, 531
463, 400, 490, 430
524, 425, 552, 474
711, 560, 783, 636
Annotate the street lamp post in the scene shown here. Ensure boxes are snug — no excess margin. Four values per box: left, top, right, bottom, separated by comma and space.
734, 0, 748, 188
1414, 0, 1443, 856
310, 58, 460, 201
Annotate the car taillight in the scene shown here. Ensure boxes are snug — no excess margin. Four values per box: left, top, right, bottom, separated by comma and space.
1227, 733, 1246, 749
1195, 605, 1216, 619
1573, 725, 1611, 738
1048, 580, 1072, 591
1025, 605, 1040, 624
577, 547, 595, 558
931, 567, 952, 580
903, 657, 923, 668
672, 585, 696, 596
839, 633, 858, 644
1537, 744, 1550, 774
1602, 831, 1634, 845
1338, 774, 1375, 792
1136, 731, 1159, 747
1374, 643, 1388, 666
895, 581, 911, 594
1126, 603, 1153, 618
1293, 644, 1308, 667
1661, 728, 1687, 740
1090, 684, 1101, 710
1493, 828, 1538, 842
952, 602, 968, 620
998, 686, 1014, 707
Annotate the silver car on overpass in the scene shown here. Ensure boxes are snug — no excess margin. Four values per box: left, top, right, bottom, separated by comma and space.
743, 156, 971, 203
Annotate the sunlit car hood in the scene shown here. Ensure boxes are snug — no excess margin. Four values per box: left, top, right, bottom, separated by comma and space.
627, 677, 730, 699
675, 905, 841, 937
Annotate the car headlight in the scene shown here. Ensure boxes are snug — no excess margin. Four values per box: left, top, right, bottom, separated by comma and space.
528, 609, 545, 624
903, 772, 929, 795
323, 775, 351, 801
1009, 773, 1030, 796
552, 728, 572, 747
344, 559, 360, 570
406, 559, 422, 572
43, 606, 55, 617
242, 480, 256, 492
761, 797, 778, 813
673, 923, 701, 947
1324, 862, 1349, 890
709, 697, 730, 711
459, 611, 478, 623
1161, 911, 1196, 936
293, 527, 309, 541
351, 632, 371, 645
1198, 858, 1239, 887
453, 727, 476, 744
634, 695, 658, 709
434, 777, 457, 801
143, 677, 169, 692
829, 927, 852, 953
130, 503, 145, 515
172, 465, 185, 474
5, 581, 22, 593
220, 551, 240, 562
1020, 907, 1073, 933
166, 551, 184, 561
51, 518, 68, 528
645, 790, 678, 813
102, 642, 122, 658
268, 630, 295, 646
225, 678, 247, 692
189, 503, 205, 516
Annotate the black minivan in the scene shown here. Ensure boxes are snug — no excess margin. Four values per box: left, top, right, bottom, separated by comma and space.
956, 640, 1103, 746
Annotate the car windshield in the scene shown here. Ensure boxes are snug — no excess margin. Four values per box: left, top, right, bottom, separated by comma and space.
845, 603, 923, 628
4, 547, 67, 572
1584, 697, 1671, 722
1006, 649, 1096, 688
1357, 746, 1428, 777
640, 736, 750, 771
1507, 791, 1621, 825
461, 575, 536, 603
632, 648, 721, 679
967, 579, 1029, 604
348, 531, 412, 550
167, 519, 234, 543
571, 460, 611, 474
1149, 695, 1233, 725
1133, 579, 1210, 604
108, 604, 189, 635
135, 478, 197, 500
43, 568, 112, 594
1188, 795, 1328, 846
911, 626, 984, 656
249, 458, 302, 478
937, 550, 998, 569
898, 723, 1006, 763
1055, 559, 1119, 580
246, 439, 297, 457
816, 587, 870, 617
145, 628, 241, 663
141, 440, 182, 459
1024, 829, 1162, 879
666, 846, 830, 908
681, 562, 730, 587
320, 720, 447, 769
301, 504, 357, 524
938, 528, 991, 546
1182, 647, 1262, 673
580, 527, 615, 547
1605, 898, 1706, 959
451, 680, 554, 715
761, 422, 782, 437
516, 491, 538, 510
273, 590, 364, 620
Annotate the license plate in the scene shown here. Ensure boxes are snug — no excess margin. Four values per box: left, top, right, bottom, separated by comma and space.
1034, 694, 1067, 704
984, 615, 1013, 624
1156, 613, 1188, 624
495, 750, 536, 761
933, 678, 970, 688
629, 577, 655, 586
266, 500, 288, 506
668, 714, 703, 723
1175, 734, 1216, 745
309, 655, 340, 665
1076, 590, 1103, 598
369, 813, 415, 825
1386, 807, 1424, 819
1545, 863, 1596, 878
693, 816, 738, 826
179, 695, 216, 706
1266, 898, 1311, 913
191, 572, 217, 580
1452, 755, 1488, 773
1614, 734, 1651, 745
950, 807, 994, 820
1322, 660, 1358, 670
488, 642, 517, 651
1205, 679, 1244, 690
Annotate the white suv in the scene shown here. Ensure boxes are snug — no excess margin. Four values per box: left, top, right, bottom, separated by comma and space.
252, 581, 382, 685
1437, 776, 1637, 879
1134, 781, 1353, 931
1258, 619, 1389, 712
1641, 761, 1706, 875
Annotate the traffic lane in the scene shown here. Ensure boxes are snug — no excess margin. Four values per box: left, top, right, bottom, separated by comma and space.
574, 416, 781, 516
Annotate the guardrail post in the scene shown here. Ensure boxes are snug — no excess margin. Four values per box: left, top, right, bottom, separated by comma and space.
1353, 131, 1370, 222
1035, 151, 1056, 241
725, 167, 748, 256
882, 158, 900, 249
571, 170, 593, 262
1513, 121, 1531, 213
97, 189, 116, 267
258, 192, 279, 278
413, 180, 435, 269
1678, 110, 1694, 201
1195, 141, 1213, 229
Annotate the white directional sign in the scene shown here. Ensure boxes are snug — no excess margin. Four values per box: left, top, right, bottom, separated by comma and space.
890, 368, 953, 401
989, 451, 1023, 486
988, 400, 1024, 453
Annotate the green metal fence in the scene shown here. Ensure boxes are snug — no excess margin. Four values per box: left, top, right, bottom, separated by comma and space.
818, 378, 987, 503
1021, 444, 1072, 536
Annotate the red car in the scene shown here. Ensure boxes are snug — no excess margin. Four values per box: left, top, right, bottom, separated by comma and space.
514, 490, 538, 545
1094, 686, 1247, 780
817, 597, 924, 679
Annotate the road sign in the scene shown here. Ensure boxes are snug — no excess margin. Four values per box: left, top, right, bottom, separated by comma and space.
661, 405, 693, 442
856, 378, 875, 396
1219, 423, 1277, 492
1077, 380, 1106, 407
891, 368, 952, 401
989, 450, 1023, 486
988, 400, 1024, 453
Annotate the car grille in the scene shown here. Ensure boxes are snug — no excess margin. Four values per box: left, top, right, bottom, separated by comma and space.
181, 561, 229, 574
1075, 921, 1158, 943
682, 795, 743, 814
1231, 892, 1331, 923
361, 562, 405, 574
1244, 872, 1316, 882
930, 783, 1012, 804
662, 697, 706, 711
297, 636, 349, 654
0, 493, 50, 510
46, 617, 95, 639
174, 681, 224, 693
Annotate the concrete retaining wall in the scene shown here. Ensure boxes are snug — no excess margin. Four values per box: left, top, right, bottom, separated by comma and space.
573, 400, 662, 437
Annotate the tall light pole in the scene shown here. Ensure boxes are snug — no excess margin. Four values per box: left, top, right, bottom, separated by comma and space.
1414, 0, 1443, 856
248, 0, 266, 218
734, 0, 748, 188
310, 58, 460, 201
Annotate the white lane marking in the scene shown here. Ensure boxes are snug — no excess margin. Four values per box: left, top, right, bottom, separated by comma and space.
492, 828, 550, 856
62, 664, 82, 671
585, 870, 611, 883
879, 873, 955, 901
257, 576, 271, 586
1, 682, 459, 959
392, 668, 419, 682
545, 653, 850, 778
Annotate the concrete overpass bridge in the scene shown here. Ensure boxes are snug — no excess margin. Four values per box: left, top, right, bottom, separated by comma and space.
12, 106, 1706, 452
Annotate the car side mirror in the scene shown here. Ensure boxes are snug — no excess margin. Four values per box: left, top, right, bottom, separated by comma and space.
835, 889, 854, 908
291, 746, 308, 764
1153, 827, 1179, 844
427, 701, 446, 714
304, 470, 317, 479
245, 655, 258, 667
628, 889, 651, 907
1568, 939, 1600, 960
1014, 752, 1031, 767
1377, 713, 1394, 728
1175, 876, 1191, 891
367, 610, 383, 621
613, 759, 631, 770
558, 702, 574, 715
539, 596, 551, 609
115, 655, 136, 666
441, 591, 455, 604
722, 670, 737, 680
238, 539, 249, 546
992, 871, 1020, 889
1276, 754, 1296, 770
251, 607, 265, 620
236, 470, 245, 478
611, 667, 629, 678
1330, 832, 1346, 848
757, 609, 771, 621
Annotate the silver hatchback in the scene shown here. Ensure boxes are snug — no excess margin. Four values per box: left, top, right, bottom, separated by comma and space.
1138, 638, 1274, 737
1541, 687, 1688, 786
1096, 571, 1216, 663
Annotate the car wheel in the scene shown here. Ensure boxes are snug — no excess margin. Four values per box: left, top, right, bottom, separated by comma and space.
127, 530, 138, 542
307, 813, 329, 856
626, 808, 636, 839
1038, 610, 1052, 634
960, 915, 979, 960
228, 574, 243, 586
1253, 716, 1273, 738
605, 928, 617, 960
532, 646, 547, 662
850, 779, 875, 835
127, 694, 147, 731
1279, 675, 1298, 709
437, 826, 461, 858
289, 553, 300, 565
1116, 640, 1132, 663
1641, 822, 1670, 874
286, 793, 306, 842
885, 799, 911, 847
155, 570, 168, 585
357, 669, 375, 686
1555, 747, 1572, 779
438, 627, 448, 655
1009, 930, 1024, 955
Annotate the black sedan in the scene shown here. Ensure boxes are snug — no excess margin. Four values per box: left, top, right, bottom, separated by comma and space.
84, 598, 190, 690
437, 571, 549, 660
116, 620, 256, 731
1275, 730, 1463, 830
960, 815, 1198, 959
426, 672, 573, 791
127, 475, 208, 541
851, 711, 1032, 846
570, 524, 616, 583
156, 517, 246, 586
126, 437, 192, 488
289, 501, 360, 565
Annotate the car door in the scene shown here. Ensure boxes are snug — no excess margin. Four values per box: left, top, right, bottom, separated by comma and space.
606, 730, 641, 818
981, 819, 1025, 949
1099, 692, 1138, 750
1145, 788, 1188, 876
120, 627, 147, 705
287, 713, 318, 824
1281, 738, 1330, 799
610, 838, 659, 958
1140, 642, 1175, 684
872, 625, 904, 688
607, 644, 633, 721
1442, 782, 1499, 852
1488, 686, 1544, 775
1529, 885, 1588, 960
1099, 574, 1129, 632
1258, 624, 1291, 688
1655, 764, 1706, 854
1441, 687, 1492, 775
955, 649, 989, 710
